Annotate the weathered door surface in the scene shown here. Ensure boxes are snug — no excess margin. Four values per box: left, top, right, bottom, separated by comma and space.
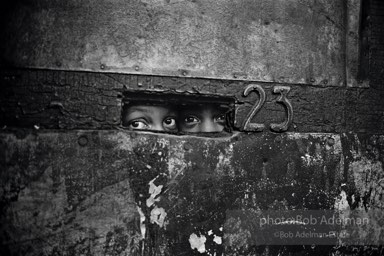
1, 0, 384, 255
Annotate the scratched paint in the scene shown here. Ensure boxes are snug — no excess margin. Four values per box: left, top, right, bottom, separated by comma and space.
0, 131, 383, 254
1, 0, 347, 86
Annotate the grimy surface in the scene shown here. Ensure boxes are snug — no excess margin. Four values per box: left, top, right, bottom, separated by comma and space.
1, 0, 346, 86
1, 69, 383, 133
1, 130, 384, 255
1, 0, 384, 255
0, 69, 384, 255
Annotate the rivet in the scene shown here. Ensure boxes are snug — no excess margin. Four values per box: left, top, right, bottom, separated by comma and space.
56, 61, 62, 67
310, 78, 315, 83
15, 129, 27, 139
370, 136, 378, 146
134, 65, 140, 71
184, 142, 192, 151
182, 70, 188, 76
100, 64, 105, 70
78, 135, 88, 146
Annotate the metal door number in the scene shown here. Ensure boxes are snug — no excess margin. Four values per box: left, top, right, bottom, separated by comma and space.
241, 84, 293, 132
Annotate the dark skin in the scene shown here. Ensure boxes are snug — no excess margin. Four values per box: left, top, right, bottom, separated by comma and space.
123, 105, 177, 132
179, 104, 227, 133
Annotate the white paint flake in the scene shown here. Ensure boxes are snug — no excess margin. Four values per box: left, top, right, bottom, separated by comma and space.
137, 206, 146, 239
334, 190, 350, 211
146, 177, 163, 207
150, 206, 167, 228
213, 235, 222, 245
189, 233, 206, 253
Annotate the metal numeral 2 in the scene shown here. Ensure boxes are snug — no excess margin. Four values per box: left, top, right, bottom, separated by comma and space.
241, 84, 293, 132
242, 84, 266, 131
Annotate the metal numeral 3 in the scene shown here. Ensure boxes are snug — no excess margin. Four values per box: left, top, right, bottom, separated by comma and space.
270, 85, 293, 132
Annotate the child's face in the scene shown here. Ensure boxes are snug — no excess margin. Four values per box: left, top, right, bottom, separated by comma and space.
179, 105, 227, 133
123, 104, 177, 132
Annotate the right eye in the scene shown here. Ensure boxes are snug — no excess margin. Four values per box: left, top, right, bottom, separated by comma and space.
214, 114, 226, 124
128, 120, 149, 130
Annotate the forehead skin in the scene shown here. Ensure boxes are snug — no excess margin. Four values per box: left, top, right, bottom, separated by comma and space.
123, 105, 176, 131
180, 104, 225, 116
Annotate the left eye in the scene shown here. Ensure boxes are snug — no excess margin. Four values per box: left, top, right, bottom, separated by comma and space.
214, 114, 226, 124
184, 115, 200, 125
163, 117, 177, 131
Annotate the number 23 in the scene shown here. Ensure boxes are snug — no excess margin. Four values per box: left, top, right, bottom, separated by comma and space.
241, 84, 293, 132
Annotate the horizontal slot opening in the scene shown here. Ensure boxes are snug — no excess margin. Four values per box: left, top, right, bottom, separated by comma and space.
122, 91, 235, 135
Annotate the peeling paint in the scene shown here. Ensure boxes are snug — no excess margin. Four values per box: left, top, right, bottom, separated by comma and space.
189, 233, 207, 253
167, 140, 188, 179
150, 206, 167, 228
215, 142, 234, 176
1, 131, 383, 254
213, 235, 222, 245
334, 190, 350, 211
137, 206, 146, 239
111, 132, 137, 151
350, 157, 383, 207
301, 152, 324, 167
146, 177, 163, 207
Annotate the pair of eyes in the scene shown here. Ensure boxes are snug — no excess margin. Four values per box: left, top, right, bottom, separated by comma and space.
128, 117, 177, 131
182, 114, 226, 126
128, 114, 226, 130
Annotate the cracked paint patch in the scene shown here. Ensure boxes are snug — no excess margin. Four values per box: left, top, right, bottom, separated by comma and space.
189, 233, 206, 253
112, 132, 137, 151
137, 206, 146, 239
213, 235, 222, 245
150, 206, 167, 228
146, 177, 163, 207
146, 177, 168, 228
215, 142, 234, 176
301, 153, 324, 167
350, 157, 383, 207
334, 190, 350, 211
167, 140, 188, 179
